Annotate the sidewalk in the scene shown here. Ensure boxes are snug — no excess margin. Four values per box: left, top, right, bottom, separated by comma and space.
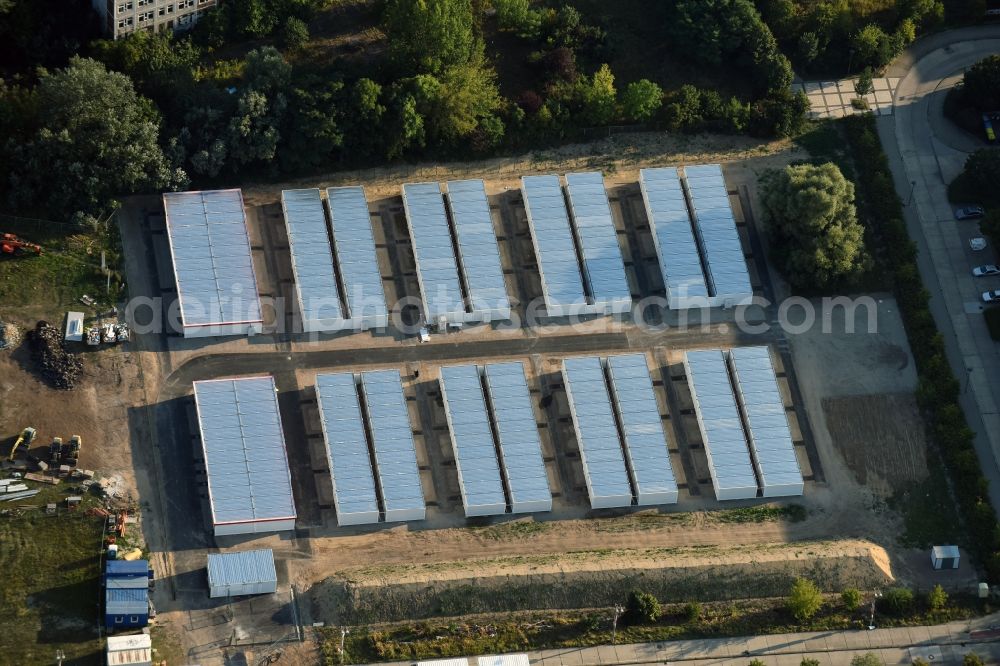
360, 614, 1000, 666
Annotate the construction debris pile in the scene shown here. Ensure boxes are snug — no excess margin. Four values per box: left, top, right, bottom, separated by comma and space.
28, 321, 83, 389
0, 321, 21, 350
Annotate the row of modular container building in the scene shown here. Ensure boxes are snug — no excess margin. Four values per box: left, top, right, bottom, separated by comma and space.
684, 347, 804, 500
189, 349, 801, 536
160, 166, 752, 338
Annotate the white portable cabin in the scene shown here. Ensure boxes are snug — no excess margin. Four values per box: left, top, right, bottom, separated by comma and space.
162, 189, 264, 338
931, 545, 960, 570
638, 168, 710, 310
193, 376, 297, 536
440, 365, 508, 517
207, 549, 278, 598
562, 356, 633, 508
605, 354, 678, 505
105, 633, 152, 666
683, 350, 758, 501
65, 311, 84, 343
478, 654, 531, 666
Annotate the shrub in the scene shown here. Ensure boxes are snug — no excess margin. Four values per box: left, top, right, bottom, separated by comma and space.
621, 79, 663, 122
801, 660, 820, 666
927, 584, 948, 611
684, 601, 701, 623
281, 16, 309, 49
626, 590, 661, 624
851, 655, 883, 666
882, 587, 914, 615
787, 578, 823, 621
841, 588, 862, 611
963, 654, 985, 666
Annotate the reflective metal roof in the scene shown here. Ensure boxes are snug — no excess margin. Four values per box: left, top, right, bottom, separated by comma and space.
728, 346, 803, 496
207, 549, 278, 587
484, 362, 552, 513
162, 190, 262, 330
316, 372, 380, 524
401, 182, 466, 320
563, 356, 633, 508
522, 175, 587, 310
606, 354, 678, 505
440, 365, 507, 516
639, 168, 708, 305
360, 370, 425, 521
684, 350, 758, 500
281, 189, 343, 331
683, 165, 753, 302
106, 588, 148, 615
564, 172, 631, 308
326, 186, 389, 323
193, 377, 297, 528
446, 180, 511, 318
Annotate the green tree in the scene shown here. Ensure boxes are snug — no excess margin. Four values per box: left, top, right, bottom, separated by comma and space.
855, 67, 874, 98
800, 660, 820, 666
951, 149, 1000, 207
798, 31, 821, 64
420, 58, 503, 144
787, 577, 823, 621
385, 88, 426, 159
927, 584, 948, 611
882, 587, 914, 615
963, 653, 986, 666
582, 64, 617, 125
851, 23, 899, 70
234, 0, 276, 38
6, 57, 184, 219
749, 660, 766, 666
622, 79, 663, 122
963, 55, 1000, 111
749, 89, 809, 137
344, 78, 386, 159
626, 590, 661, 624
841, 588, 862, 611
282, 16, 310, 49
384, 0, 479, 75
684, 601, 701, 623
850, 655, 882, 666
282, 79, 345, 169
494, 0, 529, 31
760, 162, 869, 290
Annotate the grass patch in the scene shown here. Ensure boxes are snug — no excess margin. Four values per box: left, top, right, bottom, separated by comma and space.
0, 483, 105, 665
986, 308, 1000, 341
473, 520, 550, 540
330, 594, 983, 663
890, 464, 963, 548
0, 219, 121, 318
710, 504, 807, 524
793, 120, 855, 180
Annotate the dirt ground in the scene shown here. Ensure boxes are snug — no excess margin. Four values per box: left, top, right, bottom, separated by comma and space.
0, 318, 140, 494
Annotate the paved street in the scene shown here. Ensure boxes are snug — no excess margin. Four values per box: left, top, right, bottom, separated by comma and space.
792, 77, 900, 119
362, 612, 1000, 666
883, 27, 1000, 509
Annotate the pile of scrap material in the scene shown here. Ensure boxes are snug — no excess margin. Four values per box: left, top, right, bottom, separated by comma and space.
0, 320, 22, 350
28, 321, 83, 389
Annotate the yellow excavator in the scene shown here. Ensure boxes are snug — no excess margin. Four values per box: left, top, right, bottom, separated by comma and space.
7, 427, 36, 462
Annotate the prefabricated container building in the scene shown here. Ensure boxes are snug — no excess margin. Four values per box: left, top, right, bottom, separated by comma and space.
193, 376, 297, 536
207, 549, 278, 597
162, 189, 263, 338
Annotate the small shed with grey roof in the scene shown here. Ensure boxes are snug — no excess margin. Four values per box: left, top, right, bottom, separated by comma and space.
207, 549, 278, 597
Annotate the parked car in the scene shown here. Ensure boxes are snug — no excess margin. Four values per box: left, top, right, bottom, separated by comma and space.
973, 264, 1000, 277
983, 289, 1000, 303
971, 237, 988, 251
956, 205, 986, 220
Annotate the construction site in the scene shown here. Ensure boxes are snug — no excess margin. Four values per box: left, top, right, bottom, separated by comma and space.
0, 133, 977, 665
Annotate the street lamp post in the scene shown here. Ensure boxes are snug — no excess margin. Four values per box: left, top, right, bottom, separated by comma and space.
868, 590, 882, 630
611, 605, 625, 644
906, 180, 917, 206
